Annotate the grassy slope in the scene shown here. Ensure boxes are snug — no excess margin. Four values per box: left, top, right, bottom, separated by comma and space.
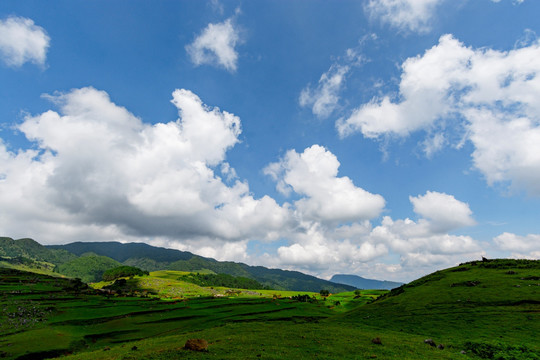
336, 259, 540, 356
0, 237, 76, 265
57, 255, 122, 283
48, 241, 356, 293
1, 259, 538, 360
92, 270, 376, 303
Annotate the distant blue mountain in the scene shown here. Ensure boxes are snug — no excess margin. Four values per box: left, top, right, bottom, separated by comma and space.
330, 274, 403, 290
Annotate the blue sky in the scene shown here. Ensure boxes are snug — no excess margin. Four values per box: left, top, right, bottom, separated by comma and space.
1, 0, 539, 282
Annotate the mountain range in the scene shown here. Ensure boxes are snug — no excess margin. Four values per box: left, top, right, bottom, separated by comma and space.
330, 274, 403, 290
0, 237, 359, 292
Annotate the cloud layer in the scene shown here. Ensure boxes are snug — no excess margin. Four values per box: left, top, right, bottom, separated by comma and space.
365, 0, 443, 34
0, 86, 534, 281
265, 145, 385, 223
0, 16, 50, 67
299, 64, 350, 119
186, 18, 241, 72
338, 34, 540, 195
365, 0, 526, 34
1, 87, 287, 248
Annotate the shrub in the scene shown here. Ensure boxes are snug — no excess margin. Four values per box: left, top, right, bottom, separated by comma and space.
102, 266, 149, 281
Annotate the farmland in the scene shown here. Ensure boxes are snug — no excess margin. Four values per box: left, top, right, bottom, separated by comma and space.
1, 259, 539, 359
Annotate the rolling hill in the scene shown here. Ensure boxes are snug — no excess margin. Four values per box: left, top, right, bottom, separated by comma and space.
1, 238, 355, 292
48, 241, 356, 292
336, 258, 540, 358
1, 258, 537, 359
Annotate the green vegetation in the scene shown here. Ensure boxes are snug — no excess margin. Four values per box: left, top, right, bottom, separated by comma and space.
48, 241, 356, 292
1, 239, 538, 359
338, 259, 540, 359
0, 237, 76, 266
56, 255, 121, 283
0, 256, 57, 276
5, 259, 538, 360
178, 272, 269, 290
102, 266, 149, 281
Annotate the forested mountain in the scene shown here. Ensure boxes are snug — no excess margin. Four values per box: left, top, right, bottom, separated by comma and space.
49, 241, 356, 292
0, 237, 76, 265
1, 238, 355, 292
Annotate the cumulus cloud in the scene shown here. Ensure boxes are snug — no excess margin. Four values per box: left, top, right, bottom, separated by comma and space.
0, 87, 486, 281
265, 189, 481, 280
363, 192, 481, 276
186, 18, 241, 72
0, 16, 50, 67
338, 34, 540, 196
365, 0, 444, 34
260, 145, 388, 275
410, 191, 476, 232
275, 221, 388, 274
300, 64, 350, 118
494, 232, 540, 258
265, 145, 385, 223
0, 87, 289, 246
262, 148, 480, 278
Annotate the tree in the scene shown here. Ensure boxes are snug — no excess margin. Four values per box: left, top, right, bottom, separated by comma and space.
102, 266, 149, 281
320, 289, 330, 297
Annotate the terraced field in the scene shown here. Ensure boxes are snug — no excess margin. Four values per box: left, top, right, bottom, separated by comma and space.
0, 268, 379, 359
1, 259, 539, 360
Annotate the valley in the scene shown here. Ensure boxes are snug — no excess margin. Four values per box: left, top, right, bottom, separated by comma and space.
0, 238, 539, 359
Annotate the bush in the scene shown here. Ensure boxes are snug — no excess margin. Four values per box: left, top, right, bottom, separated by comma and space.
291, 294, 317, 303
102, 266, 149, 281
178, 273, 268, 290
464, 341, 539, 360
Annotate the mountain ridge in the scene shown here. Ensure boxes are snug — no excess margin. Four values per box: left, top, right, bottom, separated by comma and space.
330, 273, 403, 290
0, 237, 355, 292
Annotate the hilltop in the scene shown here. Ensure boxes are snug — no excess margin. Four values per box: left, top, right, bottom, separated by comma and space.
337, 258, 540, 358
1, 237, 355, 292
0, 258, 537, 359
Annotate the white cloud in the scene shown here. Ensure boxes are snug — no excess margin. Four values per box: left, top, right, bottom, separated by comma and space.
422, 132, 446, 158
266, 218, 389, 276
371, 216, 479, 257
300, 64, 350, 118
0, 87, 487, 282
263, 149, 481, 279
299, 37, 372, 119
365, 0, 444, 34
265, 189, 481, 280
410, 191, 476, 232
0, 16, 50, 67
491, 0, 526, 3
338, 34, 540, 196
209, 0, 225, 15
494, 232, 540, 258
186, 18, 241, 72
265, 144, 385, 223
0, 87, 289, 246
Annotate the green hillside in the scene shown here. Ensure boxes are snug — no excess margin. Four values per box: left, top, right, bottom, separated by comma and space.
1, 259, 537, 359
56, 254, 122, 283
0, 237, 76, 265
337, 259, 540, 358
47, 241, 356, 292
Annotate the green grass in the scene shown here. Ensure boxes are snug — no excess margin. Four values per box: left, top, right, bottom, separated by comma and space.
338, 260, 540, 357
1, 259, 539, 360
